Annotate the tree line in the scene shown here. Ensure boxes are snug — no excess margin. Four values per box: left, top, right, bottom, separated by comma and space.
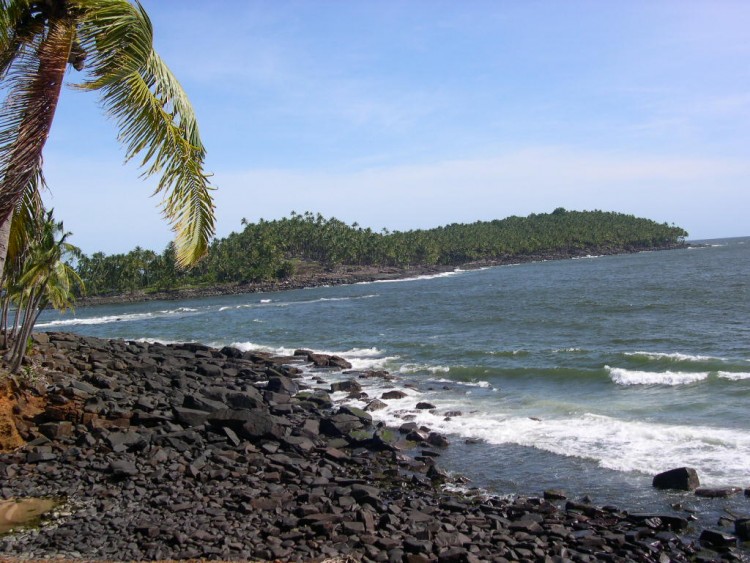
74, 209, 688, 296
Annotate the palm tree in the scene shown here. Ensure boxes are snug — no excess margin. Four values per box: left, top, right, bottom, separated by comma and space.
2, 208, 82, 372
0, 0, 215, 283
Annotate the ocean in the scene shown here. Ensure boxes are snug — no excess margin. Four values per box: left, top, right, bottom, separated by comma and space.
37, 237, 750, 532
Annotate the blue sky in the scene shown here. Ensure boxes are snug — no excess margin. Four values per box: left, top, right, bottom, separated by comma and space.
41, 1, 750, 254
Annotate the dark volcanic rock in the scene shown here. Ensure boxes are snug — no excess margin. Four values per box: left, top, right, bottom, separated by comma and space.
0, 332, 707, 563
382, 390, 408, 400
266, 375, 298, 395
652, 467, 700, 491
207, 408, 283, 440
694, 486, 742, 498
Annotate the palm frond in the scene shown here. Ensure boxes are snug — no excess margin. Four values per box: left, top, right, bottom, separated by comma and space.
6, 167, 45, 264
73, 0, 153, 89
0, 0, 37, 80
0, 16, 73, 224
96, 50, 215, 266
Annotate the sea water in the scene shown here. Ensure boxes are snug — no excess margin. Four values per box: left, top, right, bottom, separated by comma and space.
37, 237, 750, 532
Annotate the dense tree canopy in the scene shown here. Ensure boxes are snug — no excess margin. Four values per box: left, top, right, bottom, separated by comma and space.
73, 209, 688, 297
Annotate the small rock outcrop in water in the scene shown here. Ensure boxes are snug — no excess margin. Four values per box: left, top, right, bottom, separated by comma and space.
0, 333, 734, 561
652, 467, 701, 491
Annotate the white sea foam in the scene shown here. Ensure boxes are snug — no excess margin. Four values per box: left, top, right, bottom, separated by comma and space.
226, 342, 397, 371
36, 312, 155, 328
229, 341, 299, 357
260, 299, 272, 303
607, 366, 708, 386
624, 351, 718, 362
357, 269, 464, 285
317, 294, 378, 302
365, 403, 750, 486
37, 306, 205, 328
716, 371, 750, 381
134, 337, 182, 346
428, 377, 492, 389
399, 363, 451, 374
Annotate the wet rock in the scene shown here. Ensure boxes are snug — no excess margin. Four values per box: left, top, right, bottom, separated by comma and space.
652, 467, 700, 491
330, 380, 362, 394
365, 399, 387, 411
735, 518, 750, 541
427, 432, 449, 448
382, 390, 408, 400
416, 402, 435, 410
320, 414, 364, 437
544, 489, 567, 500
329, 356, 353, 369
699, 529, 737, 548
266, 375, 298, 395
695, 487, 742, 498
338, 405, 372, 426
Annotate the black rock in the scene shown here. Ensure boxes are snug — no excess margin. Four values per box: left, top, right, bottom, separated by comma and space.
699, 529, 737, 548
266, 375, 298, 395
330, 380, 362, 394
382, 390, 408, 400
109, 459, 139, 478
652, 467, 700, 491
735, 518, 750, 541
173, 406, 210, 427
694, 487, 742, 498
320, 414, 364, 437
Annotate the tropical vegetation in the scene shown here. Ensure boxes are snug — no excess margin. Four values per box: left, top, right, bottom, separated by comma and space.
0, 0, 216, 288
74, 209, 688, 297
0, 201, 81, 372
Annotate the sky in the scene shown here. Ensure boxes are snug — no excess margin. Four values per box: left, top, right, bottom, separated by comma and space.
39, 1, 750, 255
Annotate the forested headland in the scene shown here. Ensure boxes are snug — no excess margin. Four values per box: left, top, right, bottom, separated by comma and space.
74, 209, 688, 300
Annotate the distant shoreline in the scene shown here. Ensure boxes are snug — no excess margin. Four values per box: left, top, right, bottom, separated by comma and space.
78, 242, 687, 307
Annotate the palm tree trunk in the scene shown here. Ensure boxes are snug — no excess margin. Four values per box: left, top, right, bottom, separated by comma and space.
0, 19, 74, 282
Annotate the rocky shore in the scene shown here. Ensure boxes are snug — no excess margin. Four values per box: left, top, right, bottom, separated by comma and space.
0, 331, 742, 561
76, 244, 687, 308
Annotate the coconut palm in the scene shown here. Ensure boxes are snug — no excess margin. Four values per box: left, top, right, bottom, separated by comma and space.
0, 0, 215, 283
2, 208, 82, 372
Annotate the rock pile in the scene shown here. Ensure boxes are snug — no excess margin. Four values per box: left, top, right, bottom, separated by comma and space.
0, 333, 741, 561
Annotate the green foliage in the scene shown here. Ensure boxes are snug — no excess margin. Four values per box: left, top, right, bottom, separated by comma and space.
73, 209, 688, 297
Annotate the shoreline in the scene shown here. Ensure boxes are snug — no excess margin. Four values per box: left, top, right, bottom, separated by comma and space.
0, 331, 740, 561
77, 243, 687, 307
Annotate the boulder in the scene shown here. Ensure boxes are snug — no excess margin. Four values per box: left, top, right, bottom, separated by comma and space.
338, 405, 372, 426
735, 518, 750, 541
652, 467, 700, 491
543, 489, 568, 500
329, 355, 353, 369
699, 529, 737, 548
694, 487, 742, 498
364, 399, 387, 411
320, 414, 364, 437
427, 432, 449, 448
266, 375, 298, 396
382, 390, 408, 400
330, 380, 362, 394
207, 408, 282, 440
